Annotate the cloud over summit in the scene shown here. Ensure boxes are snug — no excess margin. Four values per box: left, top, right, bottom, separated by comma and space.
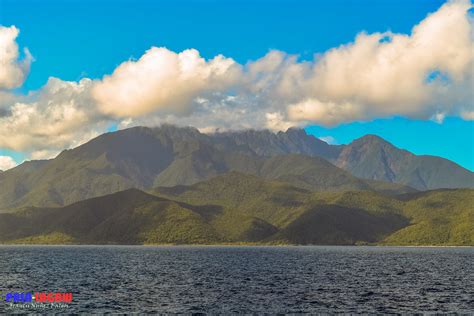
0, 0, 472, 160
92, 0, 473, 127
0, 155, 17, 171
92, 47, 241, 117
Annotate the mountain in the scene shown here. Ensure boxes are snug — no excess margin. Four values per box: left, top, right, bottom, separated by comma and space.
0, 125, 417, 209
0, 160, 50, 208
335, 135, 474, 190
0, 125, 470, 245
212, 129, 473, 190
0, 126, 204, 208
0, 125, 471, 209
257, 154, 413, 194
1, 173, 472, 245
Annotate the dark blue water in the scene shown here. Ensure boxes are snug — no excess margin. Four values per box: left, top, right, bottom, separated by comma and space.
0, 246, 472, 313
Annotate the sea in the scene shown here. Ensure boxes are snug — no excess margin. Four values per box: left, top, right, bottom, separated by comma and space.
0, 245, 472, 313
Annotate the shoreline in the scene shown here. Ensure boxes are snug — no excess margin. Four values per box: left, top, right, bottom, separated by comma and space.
0, 243, 472, 248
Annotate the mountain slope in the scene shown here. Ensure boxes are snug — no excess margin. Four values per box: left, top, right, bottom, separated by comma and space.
0, 160, 50, 207
0, 126, 416, 209
335, 135, 474, 190
383, 189, 474, 245
156, 172, 310, 228
258, 154, 373, 192
271, 205, 407, 245
155, 172, 412, 242
0, 126, 208, 208
1, 125, 470, 209
1, 174, 472, 245
213, 129, 473, 190
212, 127, 342, 159
156, 173, 473, 245
0, 189, 224, 244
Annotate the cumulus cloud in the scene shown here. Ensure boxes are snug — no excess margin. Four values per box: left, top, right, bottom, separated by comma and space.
461, 110, 474, 120
0, 156, 17, 171
0, 0, 472, 159
0, 26, 32, 89
250, 0, 474, 126
287, 99, 364, 126
117, 94, 274, 133
92, 47, 242, 117
318, 136, 337, 145
90, 0, 474, 130
0, 77, 110, 156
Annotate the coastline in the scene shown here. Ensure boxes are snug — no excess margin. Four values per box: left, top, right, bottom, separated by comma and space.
0, 243, 472, 247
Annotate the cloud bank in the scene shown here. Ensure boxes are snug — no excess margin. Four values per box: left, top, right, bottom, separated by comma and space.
0, 0, 472, 163
0, 26, 32, 89
93, 48, 241, 117
0, 78, 108, 159
0, 156, 17, 171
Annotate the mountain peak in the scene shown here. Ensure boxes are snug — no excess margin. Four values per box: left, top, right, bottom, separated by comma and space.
353, 134, 388, 144
284, 127, 307, 136
0, 125, 472, 212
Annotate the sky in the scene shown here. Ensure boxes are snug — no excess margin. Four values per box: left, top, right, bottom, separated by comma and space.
0, 0, 473, 170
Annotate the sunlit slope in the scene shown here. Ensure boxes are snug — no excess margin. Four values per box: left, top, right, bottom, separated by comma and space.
382, 189, 474, 245
3, 125, 472, 210
0, 189, 223, 244
1, 173, 471, 245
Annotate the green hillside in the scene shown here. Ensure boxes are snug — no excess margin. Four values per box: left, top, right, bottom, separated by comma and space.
155, 172, 310, 228
156, 173, 474, 246
0, 189, 223, 244
0, 173, 472, 245
382, 189, 474, 245
2, 125, 471, 210
1, 171, 472, 246
0, 128, 414, 209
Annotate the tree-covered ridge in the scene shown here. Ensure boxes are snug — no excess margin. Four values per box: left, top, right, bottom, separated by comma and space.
3, 124, 471, 210
1, 173, 472, 246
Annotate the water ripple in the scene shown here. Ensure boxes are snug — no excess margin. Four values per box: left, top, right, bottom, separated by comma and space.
0, 245, 472, 313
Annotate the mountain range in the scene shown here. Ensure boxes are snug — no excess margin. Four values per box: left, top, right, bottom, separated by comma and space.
0, 125, 472, 245
0, 173, 472, 245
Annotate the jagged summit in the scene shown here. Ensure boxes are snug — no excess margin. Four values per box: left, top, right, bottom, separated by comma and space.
0, 124, 472, 210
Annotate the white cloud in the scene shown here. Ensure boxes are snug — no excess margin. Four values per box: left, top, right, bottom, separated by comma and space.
91, 0, 474, 130
0, 26, 32, 89
252, 0, 474, 127
318, 136, 337, 145
461, 111, 474, 120
92, 47, 242, 117
0, 77, 110, 154
0, 156, 17, 171
117, 93, 277, 132
432, 112, 447, 124
287, 99, 364, 126
0, 0, 473, 159
30, 150, 61, 160
265, 112, 294, 131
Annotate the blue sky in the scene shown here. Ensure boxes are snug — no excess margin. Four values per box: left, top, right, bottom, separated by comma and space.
0, 0, 473, 170
1, 0, 447, 90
